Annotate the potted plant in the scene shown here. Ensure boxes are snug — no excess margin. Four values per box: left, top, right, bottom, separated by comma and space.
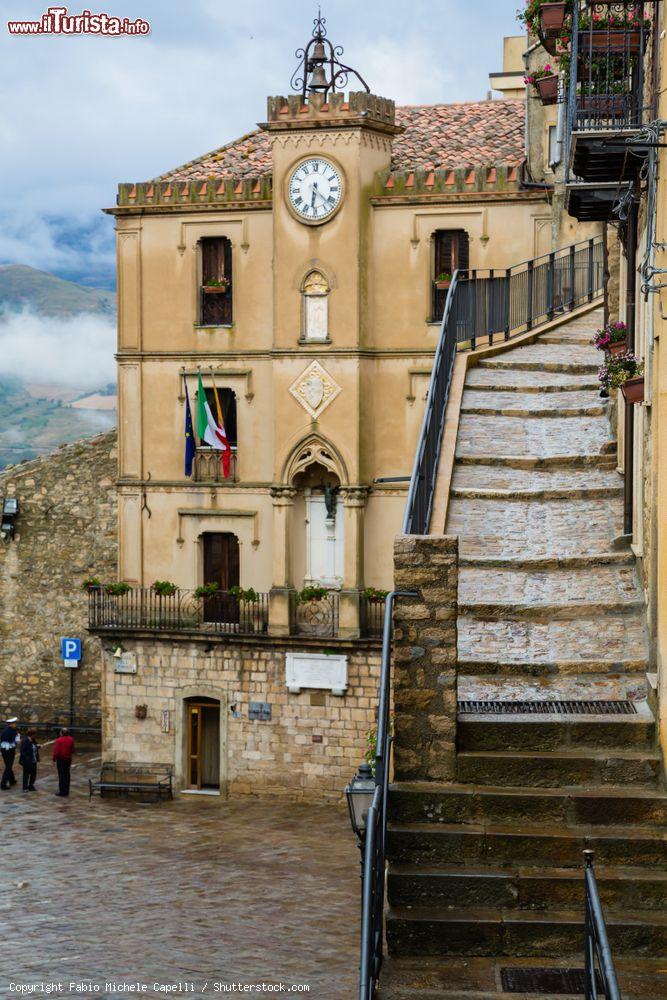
540, 1, 569, 37
81, 577, 102, 591
363, 587, 390, 604
228, 585, 258, 603
105, 582, 132, 596
297, 585, 329, 604
151, 580, 178, 597
599, 352, 644, 402
525, 65, 559, 104
434, 272, 453, 290
581, 10, 650, 52
203, 277, 230, 294
593, 321, 628, 356
194, 582, 220, 599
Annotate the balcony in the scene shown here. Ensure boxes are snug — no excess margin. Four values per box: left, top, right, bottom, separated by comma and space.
565, 2, 656, 220
291, 590, 340, 638
88, 587, 269, 636
200, 284, 232, 326
193, 447, 238, 483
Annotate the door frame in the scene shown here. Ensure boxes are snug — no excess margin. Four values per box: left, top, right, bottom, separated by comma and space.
177, 687, 228, 796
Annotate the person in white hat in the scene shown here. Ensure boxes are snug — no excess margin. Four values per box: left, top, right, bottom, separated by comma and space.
0, 717, 20, 790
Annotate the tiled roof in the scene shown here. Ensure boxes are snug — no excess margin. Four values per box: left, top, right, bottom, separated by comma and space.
153, 100, 525, 183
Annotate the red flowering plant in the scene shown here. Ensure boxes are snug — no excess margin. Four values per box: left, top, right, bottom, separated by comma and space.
517, 0, 572, 35
524, 63, 557, 85
593, 321, 627, 351
580, 7, 651, 31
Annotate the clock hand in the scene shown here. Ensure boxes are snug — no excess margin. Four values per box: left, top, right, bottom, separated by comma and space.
311, 182, 318, 208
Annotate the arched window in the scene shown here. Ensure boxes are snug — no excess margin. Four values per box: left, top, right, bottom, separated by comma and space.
301, 270, 330, 343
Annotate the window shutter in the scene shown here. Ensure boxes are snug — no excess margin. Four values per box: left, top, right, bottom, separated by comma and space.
434, 232, 453, 277
457, 231, 470, 273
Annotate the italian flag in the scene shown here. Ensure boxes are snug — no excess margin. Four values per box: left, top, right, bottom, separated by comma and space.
197, 373, 231, 477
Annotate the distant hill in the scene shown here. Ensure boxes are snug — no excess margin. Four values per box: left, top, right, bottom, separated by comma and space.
0, 264, 116, 318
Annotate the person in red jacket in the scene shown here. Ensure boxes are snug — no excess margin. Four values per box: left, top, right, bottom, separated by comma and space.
52, 728, 75, 797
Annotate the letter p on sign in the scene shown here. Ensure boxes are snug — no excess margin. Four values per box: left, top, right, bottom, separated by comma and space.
61, 637, 82, 668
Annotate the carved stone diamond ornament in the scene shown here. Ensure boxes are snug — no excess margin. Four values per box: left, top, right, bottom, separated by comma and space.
289, 361, 341, 419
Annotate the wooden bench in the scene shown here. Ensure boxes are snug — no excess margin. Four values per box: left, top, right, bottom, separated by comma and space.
89, 762, 173, 800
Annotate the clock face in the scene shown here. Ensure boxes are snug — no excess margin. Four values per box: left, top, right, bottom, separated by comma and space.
288, 158, 343, 223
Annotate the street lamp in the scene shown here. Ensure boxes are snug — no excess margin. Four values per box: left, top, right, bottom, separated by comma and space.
345, 761, 376, 841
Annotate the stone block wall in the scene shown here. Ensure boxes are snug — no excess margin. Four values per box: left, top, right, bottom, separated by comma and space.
392, 534, 458, 782
0, 431, 117, 721
102, 635, 381, 801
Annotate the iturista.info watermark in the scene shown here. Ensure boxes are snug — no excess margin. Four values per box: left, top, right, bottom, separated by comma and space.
7, 6, 150, 35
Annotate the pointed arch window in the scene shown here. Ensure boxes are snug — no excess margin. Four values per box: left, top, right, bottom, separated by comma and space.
301, 270, 330, 343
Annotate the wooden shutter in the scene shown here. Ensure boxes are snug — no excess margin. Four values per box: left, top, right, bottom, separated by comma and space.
456, 231, 470, 273
434, 230, 470, 277
202, 238, 226, 283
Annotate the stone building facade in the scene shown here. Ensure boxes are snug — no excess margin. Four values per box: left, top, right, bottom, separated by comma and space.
0, 431, 117, 722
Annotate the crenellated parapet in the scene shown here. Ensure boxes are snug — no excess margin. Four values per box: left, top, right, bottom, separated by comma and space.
373, 164, 523, 199
262, 91, 401, 136
114, 175, 272, 211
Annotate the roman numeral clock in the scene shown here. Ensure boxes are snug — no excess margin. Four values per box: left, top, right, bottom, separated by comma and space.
288, 158, 344, 224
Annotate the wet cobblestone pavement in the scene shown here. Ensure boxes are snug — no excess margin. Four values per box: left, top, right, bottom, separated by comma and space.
0, 752, 359, 999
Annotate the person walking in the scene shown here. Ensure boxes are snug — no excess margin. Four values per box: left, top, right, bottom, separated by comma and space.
0, 717, 20, 790
19, 729, 39, 792
52, 728, 75, 797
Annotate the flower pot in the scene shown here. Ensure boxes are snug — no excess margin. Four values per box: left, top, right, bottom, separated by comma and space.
621, 375, 644, 403
535, 74, 559, 105
203, 285, 229, 294
608, 340, 628, 356
588, 29, 643, 53
435, 280, 451, 291
540, 2, 568, 37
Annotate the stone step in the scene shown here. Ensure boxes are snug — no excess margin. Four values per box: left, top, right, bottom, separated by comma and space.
456, 414, 611, 462
458, 717, 655, 752
460, 553, 634, 569
378, 955, 667, 1000
387, 864, 667, 911
458, 658, 649, 677
461, 388, 605, 418
459, 564, 641, 611
465, 369, 600, 391
454, 453, 616, 469
457, 615, 647, 668
452, 484, 622, 500
451, 463, 622, 494
385, 905, 667, 958
387, 822, 667, 868
457, 750, 661, 789
459, 601, 644, 620
389, 784, 667, 828
478, 359, 599, 374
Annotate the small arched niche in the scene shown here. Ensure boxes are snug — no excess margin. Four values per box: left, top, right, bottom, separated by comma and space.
301, 269, 330, 343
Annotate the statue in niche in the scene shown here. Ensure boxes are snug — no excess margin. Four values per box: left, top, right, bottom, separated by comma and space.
323, 483, 339, 521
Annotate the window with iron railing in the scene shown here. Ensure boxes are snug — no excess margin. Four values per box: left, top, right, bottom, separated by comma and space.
193, 386, 238, 482
431, 229, 469, 322
200, 236, 233, 326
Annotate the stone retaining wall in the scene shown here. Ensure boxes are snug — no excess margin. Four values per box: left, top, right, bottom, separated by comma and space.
392, 534, 459, 782
101, 635, 381, 801
0, 431, 117, 721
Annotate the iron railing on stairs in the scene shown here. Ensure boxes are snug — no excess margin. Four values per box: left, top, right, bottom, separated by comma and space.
403, 236, 605, 535
584, 850, 622, 1000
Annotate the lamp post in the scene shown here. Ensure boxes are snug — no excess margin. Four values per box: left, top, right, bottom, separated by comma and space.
345, 761, 376, 916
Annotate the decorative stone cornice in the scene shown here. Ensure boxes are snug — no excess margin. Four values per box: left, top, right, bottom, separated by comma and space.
373, 164, 522, 199
112, 176, 273, 212
270, 486, 297, 506
340, 486, 370, 508
261, 91, 403, 137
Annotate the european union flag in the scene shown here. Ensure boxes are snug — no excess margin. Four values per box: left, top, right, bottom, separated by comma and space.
184, 379, 195, 477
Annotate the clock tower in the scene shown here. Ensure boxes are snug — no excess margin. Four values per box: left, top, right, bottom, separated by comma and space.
261, 18, 403, 635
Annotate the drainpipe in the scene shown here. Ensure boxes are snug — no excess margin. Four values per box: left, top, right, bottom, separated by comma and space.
549, 96, 564, 170
624, 201, 639, 536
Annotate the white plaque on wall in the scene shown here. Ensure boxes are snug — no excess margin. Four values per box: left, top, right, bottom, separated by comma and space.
114, 652, 137, 674
285, 652, 348, 696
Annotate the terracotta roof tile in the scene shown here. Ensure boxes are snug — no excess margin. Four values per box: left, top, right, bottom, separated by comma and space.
153, 100, 525, 184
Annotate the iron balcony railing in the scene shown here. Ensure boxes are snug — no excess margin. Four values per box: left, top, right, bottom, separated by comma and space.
290, 590, 340, 638
567, 1, 655, 135
403, 237, 604, 535
88, 587, 269, 635
359, 592, 416, 1000
360, 595, 385, 639
200, 285, 233, 326
584, 850, 622, 1000
193, 447, 238, 483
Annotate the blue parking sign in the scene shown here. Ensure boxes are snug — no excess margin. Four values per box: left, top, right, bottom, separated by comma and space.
61, 638, 82, 666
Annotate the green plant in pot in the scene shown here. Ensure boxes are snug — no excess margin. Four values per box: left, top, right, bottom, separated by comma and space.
363, 587, 390, 603
105, 582, 132, 596
194, 582, 220, 599
228, 585, 259, 603
599, 352, 644, 403
151, 580, 178, 597
81, 577, 102, 591
297, 585, 329, 604
434, 272, 453, 290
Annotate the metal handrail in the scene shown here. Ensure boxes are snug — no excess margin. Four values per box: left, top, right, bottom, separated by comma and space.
584, 850, 622, 1000
358, 590, 416, 1000
403, 236, 605, 535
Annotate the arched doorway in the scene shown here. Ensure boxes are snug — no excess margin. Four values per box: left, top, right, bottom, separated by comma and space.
185, 696, 221, 791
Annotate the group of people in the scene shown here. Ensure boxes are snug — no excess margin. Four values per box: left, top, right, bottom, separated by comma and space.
0, 717, 76, 796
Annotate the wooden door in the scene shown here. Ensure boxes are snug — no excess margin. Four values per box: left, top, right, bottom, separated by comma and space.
187, 702, 220, 789
187, 704, 202, 788
202, 533, 240, 623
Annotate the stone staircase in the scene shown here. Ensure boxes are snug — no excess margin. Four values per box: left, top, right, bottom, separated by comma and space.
381, 309, 667, 999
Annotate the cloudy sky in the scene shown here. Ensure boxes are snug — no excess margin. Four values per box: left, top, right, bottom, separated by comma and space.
1, 0, 520, 290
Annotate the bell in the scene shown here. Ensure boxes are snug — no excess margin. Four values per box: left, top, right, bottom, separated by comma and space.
312, 40, 326, 61
308, 64, 329, 91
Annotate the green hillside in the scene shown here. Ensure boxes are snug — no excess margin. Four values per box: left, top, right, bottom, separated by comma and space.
0, 264, 116, 317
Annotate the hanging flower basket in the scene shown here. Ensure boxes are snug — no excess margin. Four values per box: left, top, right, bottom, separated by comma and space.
540, 2, 568, 37
621, 375, 644, 403
535, 74, 559, 105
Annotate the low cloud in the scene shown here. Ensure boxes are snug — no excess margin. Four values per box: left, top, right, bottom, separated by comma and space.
0, 309, 116, 389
